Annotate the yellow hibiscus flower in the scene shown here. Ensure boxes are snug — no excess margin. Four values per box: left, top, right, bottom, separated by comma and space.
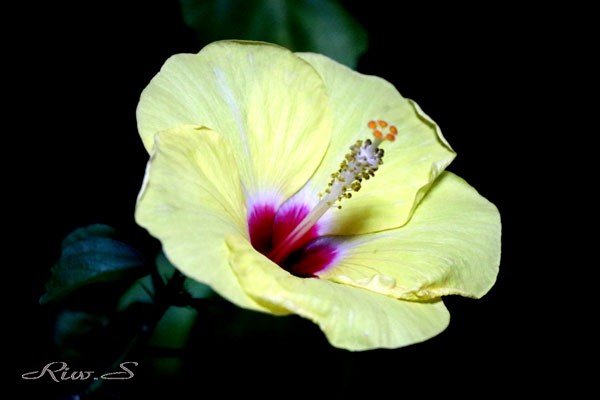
135, 40, 501, 351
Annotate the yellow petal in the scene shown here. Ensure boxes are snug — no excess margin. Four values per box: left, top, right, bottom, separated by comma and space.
135, 125, 272, 312
296, 53, 455, 235
137, 41, 332, 202
319, 172, 501, 300
226, 236, 450, 351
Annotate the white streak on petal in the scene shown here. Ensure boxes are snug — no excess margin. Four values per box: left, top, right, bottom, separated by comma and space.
212, 66, 249, 154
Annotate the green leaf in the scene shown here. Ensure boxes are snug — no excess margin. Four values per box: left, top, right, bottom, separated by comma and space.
180, 0, 368, 68
41, 224, 146, 304
148, 306, 198, 349
155, 251, 215, 300
117, 274, 156, 312
146, 306, 198, 376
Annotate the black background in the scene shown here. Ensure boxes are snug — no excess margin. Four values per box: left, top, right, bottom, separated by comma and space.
10, 0, 560, 398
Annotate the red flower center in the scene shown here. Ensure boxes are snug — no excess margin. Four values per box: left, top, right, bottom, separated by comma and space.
248, 202, 338, 277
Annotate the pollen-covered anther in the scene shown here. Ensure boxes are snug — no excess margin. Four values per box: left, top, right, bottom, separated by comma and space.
368, 119, 398, 143
321, 136, 385, 209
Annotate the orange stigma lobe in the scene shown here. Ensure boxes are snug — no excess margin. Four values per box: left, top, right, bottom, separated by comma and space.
368, 119, 398, 142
